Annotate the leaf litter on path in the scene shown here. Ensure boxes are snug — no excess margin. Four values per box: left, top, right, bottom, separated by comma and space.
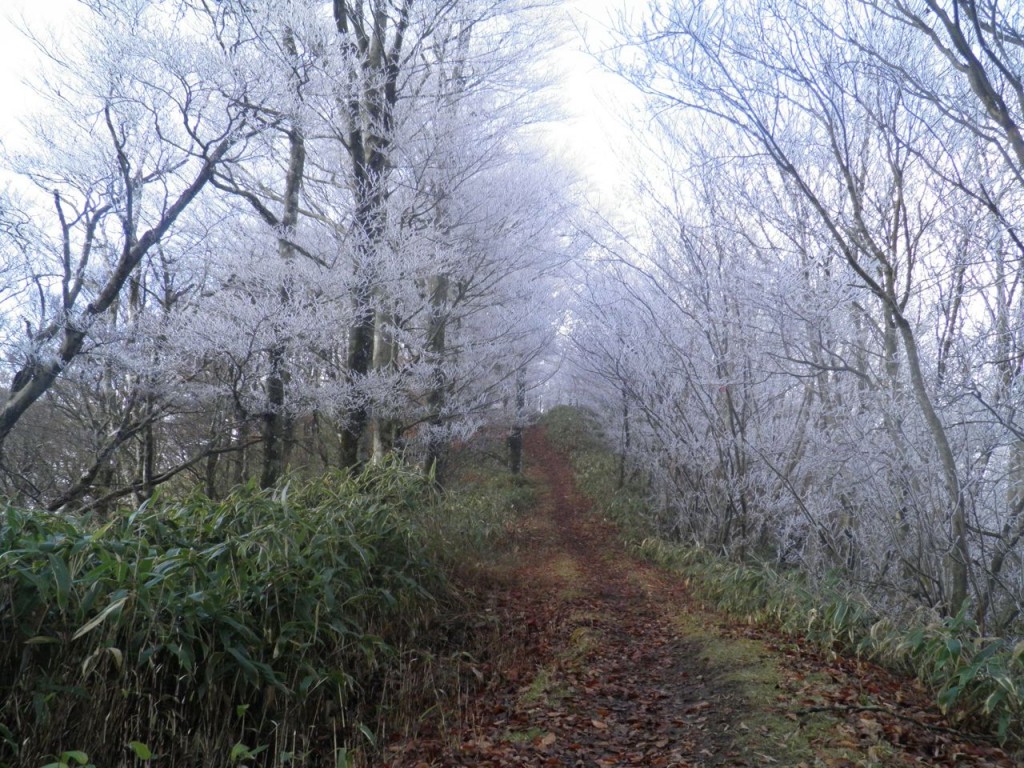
386, 427, 1019, 767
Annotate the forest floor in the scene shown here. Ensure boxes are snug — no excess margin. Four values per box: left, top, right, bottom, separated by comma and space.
385, 427, 1018, 767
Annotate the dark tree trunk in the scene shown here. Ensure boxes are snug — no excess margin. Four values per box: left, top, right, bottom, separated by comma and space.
508, 366, 527, 475
618, 386, 630, 490
424, 274, 450, 483
333, 0, 411, 470
261, 347, 290, 489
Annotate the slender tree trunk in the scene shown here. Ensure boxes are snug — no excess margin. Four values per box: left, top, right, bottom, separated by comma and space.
508, 366, 527, 475
341, 294, 375, 469
333, 0, 411, 470
204, 448, 219, 499
232, 422, 249, 489
338, 167, 387, 472
261, 346, 290, 488
370, 308, 400, 463
894, 317, 970, 613
618, 385, 630, 490
260, 117, 305, 488
136, 421, 156, 504
424, 274, 450, 483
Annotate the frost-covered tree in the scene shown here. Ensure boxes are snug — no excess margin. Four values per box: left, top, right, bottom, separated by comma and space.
565, 0, 1024, 629
0, 0, 577, 506
0, 0, 274, 503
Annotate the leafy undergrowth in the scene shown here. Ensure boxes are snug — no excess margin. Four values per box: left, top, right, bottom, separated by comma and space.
541, 405, 1024, 759
0, 453, 532, 768
9, 413, 1021, 767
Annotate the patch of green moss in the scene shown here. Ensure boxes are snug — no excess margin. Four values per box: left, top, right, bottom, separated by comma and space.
667, 611, 893, 767
503, 726, 546, 744
519, 666, 572, 708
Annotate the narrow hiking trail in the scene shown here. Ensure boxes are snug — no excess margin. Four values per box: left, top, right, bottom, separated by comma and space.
387, 428, 1018, 768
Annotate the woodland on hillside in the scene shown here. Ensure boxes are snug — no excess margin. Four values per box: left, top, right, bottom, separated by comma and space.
2, 0, 1024, 707
0, 0, 573, 509
569, 0, 1024, 637
5, 0, 1024, 762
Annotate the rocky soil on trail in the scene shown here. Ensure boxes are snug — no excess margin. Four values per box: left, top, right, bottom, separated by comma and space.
386, 428, 1019, 768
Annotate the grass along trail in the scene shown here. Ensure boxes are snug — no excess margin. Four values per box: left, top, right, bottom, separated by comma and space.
386, 427, 1017, 767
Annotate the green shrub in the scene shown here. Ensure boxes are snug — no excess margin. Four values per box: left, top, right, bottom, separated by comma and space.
431, 444, 537, 568
0, 466, 445, 767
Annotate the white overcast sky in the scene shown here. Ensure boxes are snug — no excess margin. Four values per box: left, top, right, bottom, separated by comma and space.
552, 0, 648, 204
0, 0, 81, 114
0, 0, 646, 206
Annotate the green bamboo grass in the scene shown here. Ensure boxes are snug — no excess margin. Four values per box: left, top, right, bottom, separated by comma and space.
0, 466, 444, 767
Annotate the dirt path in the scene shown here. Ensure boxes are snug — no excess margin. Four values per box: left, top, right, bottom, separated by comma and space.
386, 427, 1017, 767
